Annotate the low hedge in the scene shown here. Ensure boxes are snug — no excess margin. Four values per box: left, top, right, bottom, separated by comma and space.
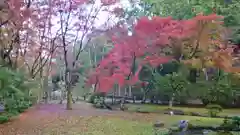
0, 115, 9, 124
129, 106, 233, 119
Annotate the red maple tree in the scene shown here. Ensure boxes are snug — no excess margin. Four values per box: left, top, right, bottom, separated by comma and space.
86, 14, 225, 93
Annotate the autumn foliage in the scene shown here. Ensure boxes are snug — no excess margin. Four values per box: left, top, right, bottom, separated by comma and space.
86, 13, 239, 92
0, 0, 119, 79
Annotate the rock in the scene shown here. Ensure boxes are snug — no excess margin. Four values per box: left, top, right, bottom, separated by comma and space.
173, 109, 184, 115
0, 104, 4, 113
153, 121, 164, 128
191, 112, 201, 116
163, 109, 184, 115
178, 120, 189, 130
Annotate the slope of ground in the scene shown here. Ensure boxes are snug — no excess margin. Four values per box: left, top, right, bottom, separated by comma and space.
0, 102, 232, 135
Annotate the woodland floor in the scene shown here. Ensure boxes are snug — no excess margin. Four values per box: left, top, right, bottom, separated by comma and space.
0, 102, 236, 135
0, 102, 161, 135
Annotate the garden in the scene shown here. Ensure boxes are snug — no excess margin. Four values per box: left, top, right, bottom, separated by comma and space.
1, 0, 240, 135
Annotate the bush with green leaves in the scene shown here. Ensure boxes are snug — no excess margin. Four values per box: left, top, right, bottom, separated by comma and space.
232, 116, 240, 128
93, 97, 105, 108
223, 116, 240, 129
0, 115, 9, 124
88, 92, 105, 104
87, 92, 106, 109
206, 104, 223, 117
0, 67, 36, 123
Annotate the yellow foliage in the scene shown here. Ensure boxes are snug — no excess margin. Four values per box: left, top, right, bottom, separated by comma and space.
196, 22, 211, 52
179, 18, 240, 73
191, 58, 203, 69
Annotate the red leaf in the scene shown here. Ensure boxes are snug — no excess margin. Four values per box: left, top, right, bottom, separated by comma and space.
145, 56, 171, 67
127, 74, 139, 85
86, 14, 224, 89
98, 77, 114, 92
112, 73, 125, 87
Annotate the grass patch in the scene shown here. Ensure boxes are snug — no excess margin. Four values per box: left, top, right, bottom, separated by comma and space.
159, 115, 223, 127
37, 114, 226, 135
59, 116, 238, 135
2, 103, 240, 135
79, 117, 157, 135
62, 116, 224, 135
127, 104, 240, 116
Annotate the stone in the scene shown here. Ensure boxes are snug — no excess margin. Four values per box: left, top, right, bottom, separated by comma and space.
178, 120, 189, 131
173, 109, 184, 115
153, 121, 164, 128
191, 112, 202, 116
163, 109, 184, 115
0, 104, 4, 113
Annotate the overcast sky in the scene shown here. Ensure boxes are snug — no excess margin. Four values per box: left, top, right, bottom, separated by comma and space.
50, 0, 132, 38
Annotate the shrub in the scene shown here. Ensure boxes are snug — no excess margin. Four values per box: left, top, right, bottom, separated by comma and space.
17, 101, 30, 113
88, 92, 105, 104
94, 94, 106, 108
0, 67, 38, 123
0, 115, 9, 124
231, 116, 240, 128
88, 94, 96, 104
206, 104, 222, 117
4, 97, 31, 114
4, 99, 18, 112
88, 92, 106, 109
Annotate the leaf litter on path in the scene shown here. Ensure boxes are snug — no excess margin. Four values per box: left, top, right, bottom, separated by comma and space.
0, 103, 159, 135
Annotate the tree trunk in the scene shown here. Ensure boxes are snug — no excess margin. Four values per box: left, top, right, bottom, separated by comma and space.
133, 96, 136, 103
129, 86, 132, 97
120, 96, 125, 111
169, 99, 173, 108
44, 92, 48, 104
43, 77, 49, 103
59, 90, 64, 104
169, 93, 175, 108
112, 88, 115, 105
66, 88, 72, 110
118, 85, 121, 96
141, 94, 146, 104
141, 87, 150, 104
65, 70, 72, 110
203, 68, 209, 81
72, 95, 75, 104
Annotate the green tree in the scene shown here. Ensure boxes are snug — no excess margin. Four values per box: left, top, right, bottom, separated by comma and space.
200, 70, 237, 106
153, 72, 188, 108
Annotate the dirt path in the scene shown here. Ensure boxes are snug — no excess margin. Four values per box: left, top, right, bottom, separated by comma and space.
0, 102, 158, 135
0, 103, 113, 135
